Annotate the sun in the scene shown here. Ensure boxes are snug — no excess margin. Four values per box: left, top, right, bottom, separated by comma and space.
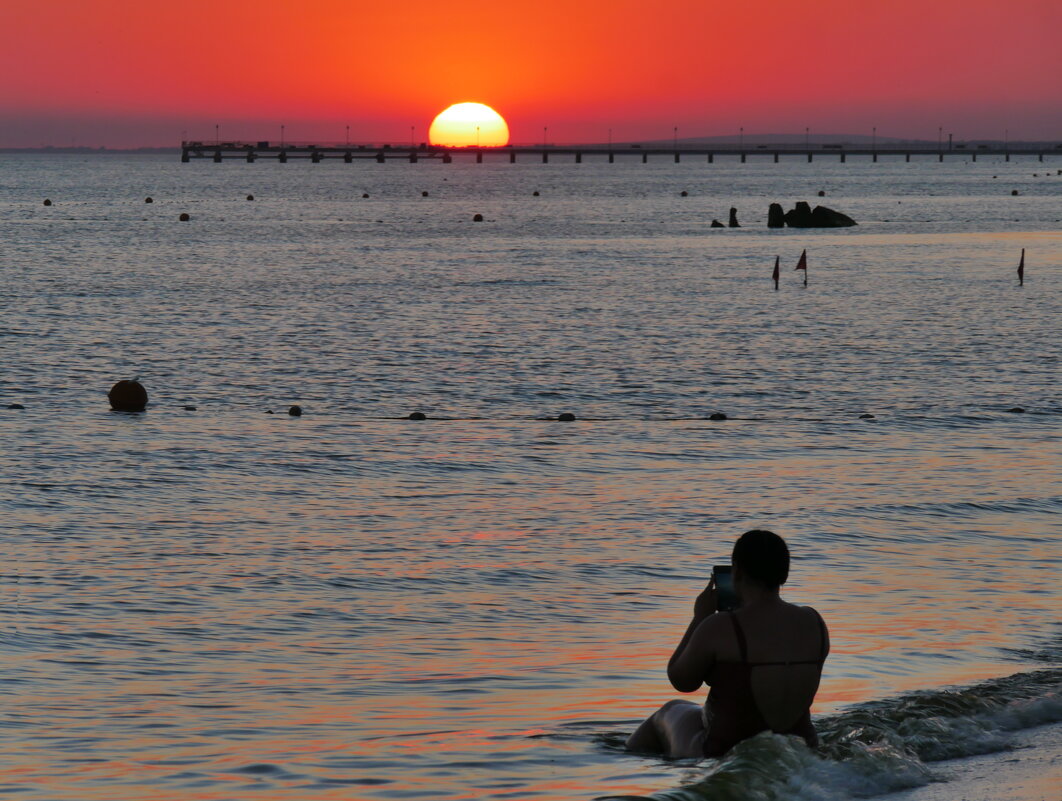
429, 102, 509, 147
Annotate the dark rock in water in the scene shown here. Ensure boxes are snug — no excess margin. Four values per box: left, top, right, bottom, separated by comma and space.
108, 380, 148, 412
408, 411, 427, 420
767, 203, 785, 228
817, 190, 826, 197
179, 212, 190, 221
7, 403, 25, 410
557, 412, 576, 421
710, 219, 725, 228
362, 193, 370, 198
728, 207, 740, 228
266, 409, 275, 414
182, 405, 197, 411
43, 199, 52, 206
708, 412, 727, 421
1006, 407, 1025, 414
809, 205, 857, 227
532, 191, 540, 196
1011, 189, 1019, 196
288, 405, 302, 416
246, 194, 254, 201
421, 191, 429, 197
784, 202, 814, 227
680, 190, 688, 197
859, 413, 875, 419
473, 213, 484, 222
145, 197, 153, 203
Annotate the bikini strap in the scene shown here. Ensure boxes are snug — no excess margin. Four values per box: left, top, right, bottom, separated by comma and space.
728, 612, 749, 664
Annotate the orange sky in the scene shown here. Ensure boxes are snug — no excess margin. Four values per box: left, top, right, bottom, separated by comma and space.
2, 0, 1059, 147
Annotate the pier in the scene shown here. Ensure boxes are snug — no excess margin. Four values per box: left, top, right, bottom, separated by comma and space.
182, 141, 1059, 165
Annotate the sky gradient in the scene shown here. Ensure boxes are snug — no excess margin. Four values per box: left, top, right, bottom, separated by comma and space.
3, 0, 1060, 147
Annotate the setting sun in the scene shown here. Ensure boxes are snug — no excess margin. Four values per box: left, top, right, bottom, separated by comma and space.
428, 102, 509, 147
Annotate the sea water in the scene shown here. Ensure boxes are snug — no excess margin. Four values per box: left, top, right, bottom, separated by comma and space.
1, 153, 1059, 800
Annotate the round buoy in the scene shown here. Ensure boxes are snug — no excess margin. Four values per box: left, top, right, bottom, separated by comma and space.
265, 410, 275, 414
108, 380, 148, 412
408, 411, 427, 420
858, 413, 875, 419
182, 405, 197, 411
680, 190, 688, 197
246, 194, 254, 201
557, 412, 576, 422
473, 213, 484, 222
421, 191, 429, 197
532, 191, 540, 197
1011, 190, 1019, 196
145, 197, 154, 204
7, 403, 25, 410
43, 199, 52, 206
817, 190, 826, 197
288, 405, 302, 417
708, 412, 727, 421
362, 193, 370, 199
1006, 407, 1025, 414
179, 212, 190, 221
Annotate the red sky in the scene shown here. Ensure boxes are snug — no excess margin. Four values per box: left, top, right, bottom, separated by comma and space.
2, 0, 1059, 147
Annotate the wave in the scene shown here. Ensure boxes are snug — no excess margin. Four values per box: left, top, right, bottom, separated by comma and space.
600, 668, 1062, 801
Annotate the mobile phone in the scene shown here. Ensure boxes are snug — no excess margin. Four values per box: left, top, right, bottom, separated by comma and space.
712, 565, 737, 612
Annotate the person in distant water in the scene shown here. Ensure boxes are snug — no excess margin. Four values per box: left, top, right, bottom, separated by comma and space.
625, 529, 829, 758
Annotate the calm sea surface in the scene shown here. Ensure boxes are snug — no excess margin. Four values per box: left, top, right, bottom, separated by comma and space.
1, 153, 1060, 800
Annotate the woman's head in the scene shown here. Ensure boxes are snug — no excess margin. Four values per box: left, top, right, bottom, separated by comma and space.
732, 529, 789, 590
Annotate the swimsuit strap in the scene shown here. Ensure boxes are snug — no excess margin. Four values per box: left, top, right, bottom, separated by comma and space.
728, 612, 749, 664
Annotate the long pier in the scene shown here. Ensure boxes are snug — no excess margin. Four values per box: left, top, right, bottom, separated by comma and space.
182, 141, 1059, 165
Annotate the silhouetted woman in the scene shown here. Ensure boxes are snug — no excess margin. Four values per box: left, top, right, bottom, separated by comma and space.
626, 529, 829, 758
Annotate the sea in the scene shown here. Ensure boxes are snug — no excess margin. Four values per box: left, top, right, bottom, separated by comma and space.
1, 151, 1060, 801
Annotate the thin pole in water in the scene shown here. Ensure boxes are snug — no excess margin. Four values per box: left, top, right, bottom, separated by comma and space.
1018, 248, 1025, 286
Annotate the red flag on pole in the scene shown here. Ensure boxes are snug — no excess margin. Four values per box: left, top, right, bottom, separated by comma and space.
772, 255, 779, 289
1018, 248, 1025, 286
794, 249, 807, 285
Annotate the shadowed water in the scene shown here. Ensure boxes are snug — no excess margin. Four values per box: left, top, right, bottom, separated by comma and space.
1, 154, 1059, 800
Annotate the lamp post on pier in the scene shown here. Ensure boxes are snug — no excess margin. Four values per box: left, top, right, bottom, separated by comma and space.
476, 126, 480, 148
872, 126, 876, 154
280, 125, 285, 147
215, 124, 219, 145
805, 127, 809, 150
740, 126, 743, 149
346, 125, 350, 146
673, 126, 678, 151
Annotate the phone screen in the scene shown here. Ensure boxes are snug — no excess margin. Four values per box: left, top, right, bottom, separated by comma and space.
713, 565, 737, 612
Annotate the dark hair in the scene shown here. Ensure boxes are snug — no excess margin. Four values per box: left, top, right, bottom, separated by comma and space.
732, 529, 789, 589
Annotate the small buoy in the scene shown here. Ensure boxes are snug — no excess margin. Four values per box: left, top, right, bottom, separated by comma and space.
265, 410, 275, 414
1011, 190, 1019, 196
858, 413, 875, 419
145, 197, 153, 204
708, 412, 727, 421
288, 405, 302, 417
182, 405, 197, 411
408, 411, 427, 420
557, 412, 576, 422
473, 213, 484, 222
362, 193, 369, 199
108, 380, 148, 412
532, 190, 540, 197
179, 212, 190, 221
817, 190, 826, 197
246, 194, 254, 201
7, 403, 25, 410
680, 190, 688, 197
421, 191, 429, 197
1006, 407, 1025, 414
43, 199, 52, 206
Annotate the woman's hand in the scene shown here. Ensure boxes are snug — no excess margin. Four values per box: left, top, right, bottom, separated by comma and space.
693, 577, 718, 619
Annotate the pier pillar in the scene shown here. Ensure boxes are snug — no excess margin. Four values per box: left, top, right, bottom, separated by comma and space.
311, 151, 322, 163
543, 151, 549, 163
575, 152, 582, 163
1038, 153, 1043, 162
609, 152, 614, 163
476, 151, 483, 164
510, 151, 516, 163
708, 153, 713, 163
213, 150, 222, 163
971, 153, 976, 162
939, 153, 944, 162
279, 151, 287, 163
375, 152, 385, 163
246, 151, 256, 163
840, 153, 846, 163
442, 153, 452, 164
807, 152, 813, 162
1005, 153, 1010, 161
344, 152, 352, 163
905, 153, 910, 162
773, 153, 778, 163
642, 152, 648, 164
873, 153, 878, 162
409, 152, 418, 163
181, 149, 190, 163
674, 152, 680, 163
741, 153, 746, 163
